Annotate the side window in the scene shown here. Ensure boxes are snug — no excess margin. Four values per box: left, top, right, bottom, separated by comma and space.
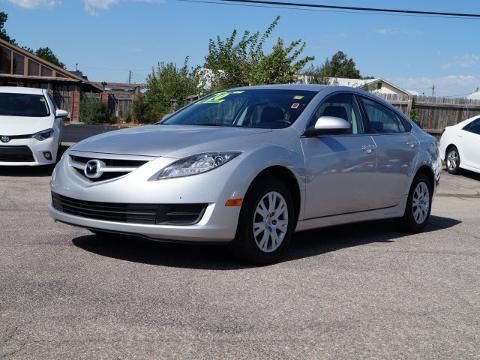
360, 97, 405, 134
463, 119, 480, 135
313, 93, 364, 134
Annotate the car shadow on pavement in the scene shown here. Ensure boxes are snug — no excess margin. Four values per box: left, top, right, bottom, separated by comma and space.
72, 215, 461, 270
459, 169, 480, 182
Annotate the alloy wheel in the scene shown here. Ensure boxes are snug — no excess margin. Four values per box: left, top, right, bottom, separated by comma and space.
412, 181, 430, 224
253, 191, 289, 253
447, 150, 459, 171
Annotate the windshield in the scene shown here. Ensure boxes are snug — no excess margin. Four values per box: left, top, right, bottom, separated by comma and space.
162, 89, 316, 129
0, 93, 50, 117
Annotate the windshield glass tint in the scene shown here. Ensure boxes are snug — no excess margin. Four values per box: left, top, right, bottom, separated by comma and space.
162, 89, 316, 129
0, 93, 50, 117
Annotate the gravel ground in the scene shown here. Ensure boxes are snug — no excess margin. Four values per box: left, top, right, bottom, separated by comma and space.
0, 167, 479, 359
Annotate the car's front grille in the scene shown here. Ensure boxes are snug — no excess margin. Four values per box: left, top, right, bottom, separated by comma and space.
69, 154, 150, 182
52, 192, 207, 225
0, 146, 35, 162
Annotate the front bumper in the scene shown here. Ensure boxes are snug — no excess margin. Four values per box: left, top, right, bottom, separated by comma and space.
49, 203, 235, 242
0, 137, 59, 166
49, 152, 247, 242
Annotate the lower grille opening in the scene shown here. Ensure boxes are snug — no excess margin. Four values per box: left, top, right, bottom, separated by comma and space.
52, 192, 207, 226
0, 146, 35, 162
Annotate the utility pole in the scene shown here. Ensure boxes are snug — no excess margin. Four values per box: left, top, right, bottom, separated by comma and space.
431, 84, 435, 96
128, 70, 133, 84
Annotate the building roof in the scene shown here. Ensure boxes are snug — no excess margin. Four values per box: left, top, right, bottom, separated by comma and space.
0, 38, 103, 92
467, 89, 480, 100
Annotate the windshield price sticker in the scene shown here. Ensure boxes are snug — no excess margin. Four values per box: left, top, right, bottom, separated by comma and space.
199, 91, 245, 104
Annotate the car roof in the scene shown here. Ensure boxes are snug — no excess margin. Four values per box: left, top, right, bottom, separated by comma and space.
0, 86, 45, 95
230, 84, 329, 92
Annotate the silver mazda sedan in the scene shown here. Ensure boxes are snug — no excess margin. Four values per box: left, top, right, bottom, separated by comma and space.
49, 85, 441, 264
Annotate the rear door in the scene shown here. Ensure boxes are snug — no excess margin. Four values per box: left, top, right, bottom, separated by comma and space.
461, 119, 480, 171
301, 93, 378, 219
358, 96, 418, 209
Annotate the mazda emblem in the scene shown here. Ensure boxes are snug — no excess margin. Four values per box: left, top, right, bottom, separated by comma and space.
84, 159, 104, 179
0, 136, 10, 143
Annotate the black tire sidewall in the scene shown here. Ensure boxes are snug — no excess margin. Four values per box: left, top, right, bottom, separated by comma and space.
232, 177, 295, 265
446, 147, 460, 174
403, 174, 433, 233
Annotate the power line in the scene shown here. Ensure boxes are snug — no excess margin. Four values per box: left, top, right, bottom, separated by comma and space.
188, 0, 480, 19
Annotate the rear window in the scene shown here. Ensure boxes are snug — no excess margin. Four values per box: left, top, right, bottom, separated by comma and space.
0, 93, 50, 117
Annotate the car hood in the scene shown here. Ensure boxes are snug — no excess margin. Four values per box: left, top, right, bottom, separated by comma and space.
71, 125, 273, 158
0, 116, 53, 135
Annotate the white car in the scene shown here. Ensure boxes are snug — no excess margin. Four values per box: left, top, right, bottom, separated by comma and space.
439, 115, 480, 174
0, 87, 67, 166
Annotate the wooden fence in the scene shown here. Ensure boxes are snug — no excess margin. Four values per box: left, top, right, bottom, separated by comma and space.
376, 94, 480, 134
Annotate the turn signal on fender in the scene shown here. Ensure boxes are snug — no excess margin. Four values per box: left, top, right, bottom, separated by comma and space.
225, 198, 243, 207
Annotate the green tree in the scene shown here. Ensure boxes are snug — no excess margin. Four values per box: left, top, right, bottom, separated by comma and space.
35, 47, 65, 69
307, 51, 362, 81
204, 17, 314, 90
134, 59, 199, 123
0, 11, 16, 44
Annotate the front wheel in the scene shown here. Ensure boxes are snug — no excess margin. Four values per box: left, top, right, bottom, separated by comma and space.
400, 173, 433, 233
231, 177, 295, 265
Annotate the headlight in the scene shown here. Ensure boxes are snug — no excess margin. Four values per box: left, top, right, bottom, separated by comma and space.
154, 152, 241, 180
32, 128, 54, 141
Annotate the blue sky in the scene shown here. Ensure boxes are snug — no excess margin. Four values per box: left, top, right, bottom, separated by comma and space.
2, 0, 480, 96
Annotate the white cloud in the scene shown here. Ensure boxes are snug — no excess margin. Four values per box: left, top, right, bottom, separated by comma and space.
392, 75, 479, 97
84, 0, 118, 15
84, 0, 164, 15
443, 54, 480, 69
7, 0, 60, 8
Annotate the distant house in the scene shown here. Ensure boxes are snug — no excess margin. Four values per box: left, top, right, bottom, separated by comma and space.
467, 88, 480, 100
92, 82, 146, 119
296, 75, 414, 97
0, 38, 102, 122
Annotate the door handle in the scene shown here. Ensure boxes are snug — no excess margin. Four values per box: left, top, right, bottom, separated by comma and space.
362, 144, 376, 153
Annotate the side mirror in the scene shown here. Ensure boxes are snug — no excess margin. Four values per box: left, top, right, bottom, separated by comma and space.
55, 109, 69, 118
304, 116, 351, 137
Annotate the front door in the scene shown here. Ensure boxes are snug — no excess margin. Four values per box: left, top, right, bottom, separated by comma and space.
301, 93, 378, 219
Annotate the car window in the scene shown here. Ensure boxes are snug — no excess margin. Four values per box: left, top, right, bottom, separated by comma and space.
313, 93, 364, 134
162, 90, 316, 129
0, 93, 50, 117
463, 119, 480, 135
360, 97, 405, 134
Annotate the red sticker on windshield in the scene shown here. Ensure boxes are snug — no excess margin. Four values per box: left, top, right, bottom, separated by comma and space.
291, 103, 300, 109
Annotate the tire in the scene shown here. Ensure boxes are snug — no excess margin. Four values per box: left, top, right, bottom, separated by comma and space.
446, 146, 461, 174
400, 173, 433, 233
230, 177, 296, 265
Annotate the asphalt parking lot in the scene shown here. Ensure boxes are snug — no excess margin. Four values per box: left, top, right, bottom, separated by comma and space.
1, 167, 479, 359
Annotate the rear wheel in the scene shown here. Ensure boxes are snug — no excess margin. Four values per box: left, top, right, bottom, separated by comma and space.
446, 146, 461, 174
400, 173, 433, 233
231, 177, 295, 265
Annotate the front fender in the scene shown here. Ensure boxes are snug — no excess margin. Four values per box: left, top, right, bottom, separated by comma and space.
221, 144, 306, 216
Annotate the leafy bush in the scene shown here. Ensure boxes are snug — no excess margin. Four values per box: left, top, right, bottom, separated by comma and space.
80, 96, 109, 124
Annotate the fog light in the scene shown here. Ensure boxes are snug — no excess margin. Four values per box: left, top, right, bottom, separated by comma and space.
43, 152, 52, 160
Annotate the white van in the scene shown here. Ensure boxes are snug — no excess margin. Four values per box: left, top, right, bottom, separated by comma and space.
0, 87, 68, 166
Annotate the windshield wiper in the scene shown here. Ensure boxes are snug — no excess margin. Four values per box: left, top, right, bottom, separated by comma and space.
195, 123, 224, 127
